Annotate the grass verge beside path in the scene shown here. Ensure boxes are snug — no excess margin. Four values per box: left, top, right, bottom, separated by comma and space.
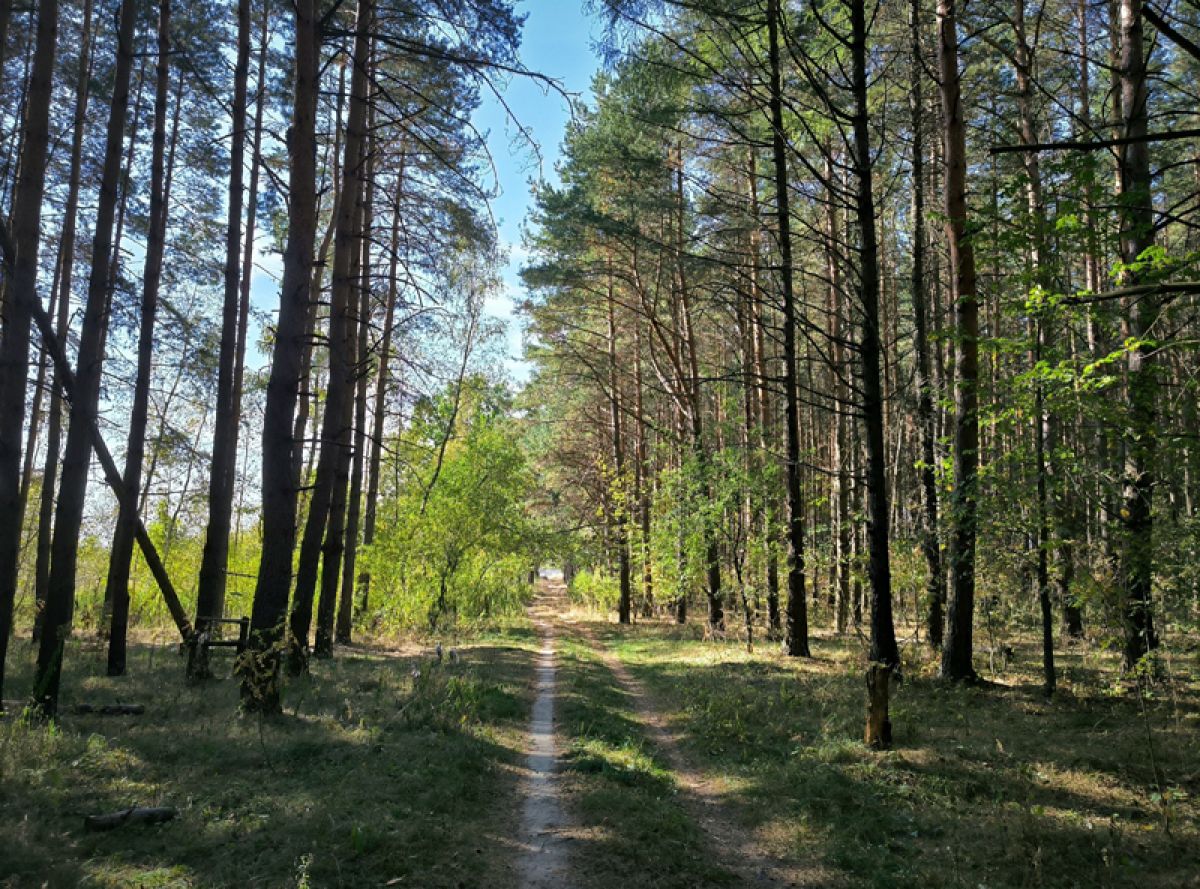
551, 632, 737, 888
1, 628, 537, 888
595, 620, 1200, 889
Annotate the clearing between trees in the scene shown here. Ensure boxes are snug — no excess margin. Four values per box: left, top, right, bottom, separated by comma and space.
3, 580, 1196, 888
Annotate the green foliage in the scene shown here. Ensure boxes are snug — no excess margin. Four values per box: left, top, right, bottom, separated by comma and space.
569, 567, 622, 611
359, 377, 540, 631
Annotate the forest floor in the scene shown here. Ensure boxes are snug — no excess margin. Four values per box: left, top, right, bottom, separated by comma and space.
2, 588, 1199, 888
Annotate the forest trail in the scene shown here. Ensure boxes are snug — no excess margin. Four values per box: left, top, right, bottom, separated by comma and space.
566, 611, 827, 888
526, 580, 829, 888
514, 584, 573, 888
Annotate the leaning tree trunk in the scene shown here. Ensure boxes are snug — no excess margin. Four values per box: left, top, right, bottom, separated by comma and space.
105, 0, 173, 677
243, 0, 320, 714
937, 0, 981, 683
767, 0, 810, 656
0, 0, 59, 707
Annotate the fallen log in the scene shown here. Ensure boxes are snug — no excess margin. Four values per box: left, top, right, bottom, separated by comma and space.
84, 806, 177, 832
74, 703, 145, 716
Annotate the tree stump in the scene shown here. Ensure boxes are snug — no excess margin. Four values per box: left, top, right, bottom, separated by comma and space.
864, 664, 892, 749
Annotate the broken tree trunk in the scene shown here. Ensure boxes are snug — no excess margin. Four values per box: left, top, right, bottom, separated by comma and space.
74, 703, 145, 715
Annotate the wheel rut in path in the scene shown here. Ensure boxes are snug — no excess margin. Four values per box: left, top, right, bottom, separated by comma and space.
570, 616, 839, 888
514, 587, 572, 888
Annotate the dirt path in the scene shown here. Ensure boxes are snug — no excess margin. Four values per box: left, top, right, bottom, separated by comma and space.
513, 589, 572, 888
568, 614, 832, 888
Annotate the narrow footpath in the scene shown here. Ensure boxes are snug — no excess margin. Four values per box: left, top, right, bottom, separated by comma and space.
569, 618, 813, 888
513, 588, 572, 888
515, 582, 824, 887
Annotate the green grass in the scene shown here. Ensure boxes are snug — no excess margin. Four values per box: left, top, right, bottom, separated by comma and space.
552, 635, 737, 888
1, 628, 537, 888
591, 619, 1200, 889
4, 611, 1197, 889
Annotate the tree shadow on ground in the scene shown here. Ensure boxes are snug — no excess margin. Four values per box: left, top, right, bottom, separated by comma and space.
602, 632, 1199, 889
1, 638, 537, 888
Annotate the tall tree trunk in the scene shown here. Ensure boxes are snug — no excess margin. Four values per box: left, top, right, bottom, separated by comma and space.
747, 155, 780, 636
937, 0, 981, 682
192, 0, 252, 680
608, 256, 632, 624
292, 59, 347, 496
104, 0, 172, 677
767, 0, 810, 657
850, 0, 899, 669
1011, 0, 1055, 696
359, 192, 402, 613
243, 0, 320, 714
909, 0, 945, 650
0, 0, 59, 707
34, 0, 137, 717
338, 76, 375, 646
825, 157, 851, 635
633, 324, 653, 614
229, 0, 269, 547
310, 0, 373, 664
31, 0, 93, 645
1115, 0, 1158, 669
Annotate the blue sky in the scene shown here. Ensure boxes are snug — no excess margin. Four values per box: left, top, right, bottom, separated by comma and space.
473, 1, 605, 383
246, 3, 603, 382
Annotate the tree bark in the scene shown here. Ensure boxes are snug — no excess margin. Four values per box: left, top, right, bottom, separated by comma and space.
937, 0, 981, 683
1115, 0, 1158, 670
0, 0, 59, 706
243, 0, 320, 714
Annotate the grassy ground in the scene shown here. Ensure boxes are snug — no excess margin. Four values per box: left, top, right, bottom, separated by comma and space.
586, 616, 1200, 889
550, 633, 737, 888
0, 627, 538, 889
3, 611, 1197, 889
